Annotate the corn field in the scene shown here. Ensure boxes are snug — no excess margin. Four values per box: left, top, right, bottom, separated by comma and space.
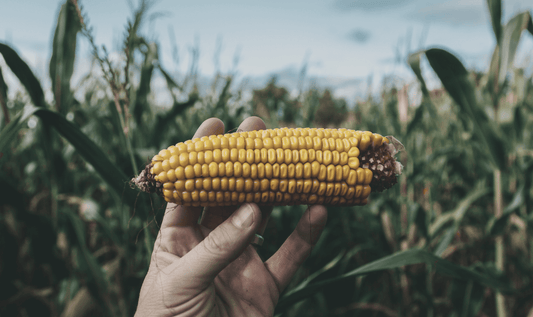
1, 0, 533, 316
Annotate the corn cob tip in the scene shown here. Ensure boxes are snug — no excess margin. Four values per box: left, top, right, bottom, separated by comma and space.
360, 138, 403, 193
131, 164, 162, 195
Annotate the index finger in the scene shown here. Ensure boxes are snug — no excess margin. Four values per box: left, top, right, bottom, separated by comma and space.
160, 118, 225, 229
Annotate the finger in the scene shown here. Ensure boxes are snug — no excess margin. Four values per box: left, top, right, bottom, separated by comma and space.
160, 118, 225, 230
264, 205, 328, 293
200, 116, 273, 231
236, 115, 268, 133
165, 203, 262, 288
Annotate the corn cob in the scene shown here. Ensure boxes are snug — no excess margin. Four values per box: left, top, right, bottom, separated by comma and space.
132, 127, 402, 207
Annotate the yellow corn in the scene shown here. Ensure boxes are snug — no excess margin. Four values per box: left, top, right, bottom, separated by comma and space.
133, 127, 402, 207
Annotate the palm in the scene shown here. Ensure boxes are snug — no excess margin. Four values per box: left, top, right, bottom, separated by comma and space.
140, 224, 279, 317
210, 246, 279, 316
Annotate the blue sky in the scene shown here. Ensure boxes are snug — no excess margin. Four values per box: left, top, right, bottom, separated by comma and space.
1, 0, 532, 95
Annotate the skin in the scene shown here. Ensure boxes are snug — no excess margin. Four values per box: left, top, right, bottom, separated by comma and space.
135, 117, 328, 317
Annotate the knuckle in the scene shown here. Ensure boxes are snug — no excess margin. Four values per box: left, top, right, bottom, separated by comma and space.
202, 227, 233, 256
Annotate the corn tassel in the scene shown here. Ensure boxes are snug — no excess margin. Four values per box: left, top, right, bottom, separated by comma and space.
132, 127, 402, 206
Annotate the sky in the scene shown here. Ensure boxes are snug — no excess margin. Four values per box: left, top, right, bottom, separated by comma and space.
1, 0, 532, 99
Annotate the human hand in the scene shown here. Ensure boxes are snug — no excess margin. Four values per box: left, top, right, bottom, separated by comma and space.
134, 117, 328, 317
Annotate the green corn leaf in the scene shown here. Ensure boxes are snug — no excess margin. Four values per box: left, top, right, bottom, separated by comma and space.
513, 105, 525, 142
0, 107, 37, 155
0, 66, 8, 125
32, 108, 138, 204
450, 278, 485, 317
0, 43, 46, 108
215, 76, 233, 110
410, 203, 428, 238
49, 0, 81, 113
0, 106, 138, 205
408, 52, 430, 100
133, 42, 158, 126
487, 44, 501, 96
289, 250, 345, 293
427, 185, 487, 255
485, 0, 502, 44
406, 101, 424, 136
486, 183, 525, 236
0, 174, 25, 210
424, 48, 507, 170
495, 11, 533, 87
433, 226, 457, 258
158, 64, 183, 99
432, 185, 490, 256
61, 208, 115, 316
407, 51, 438, 119
62, 208, 108, 290
275, 248, 514, 314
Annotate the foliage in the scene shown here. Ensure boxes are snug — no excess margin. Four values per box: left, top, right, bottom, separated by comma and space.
313, 89, 348, 128
251, 76, 301, 126
1, 0, 533, 316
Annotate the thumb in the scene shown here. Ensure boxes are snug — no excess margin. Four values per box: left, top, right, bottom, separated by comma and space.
179, 203, 261, 285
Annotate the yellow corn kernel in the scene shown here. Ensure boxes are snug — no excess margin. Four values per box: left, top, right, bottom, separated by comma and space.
335, 166, 343, 182
326, 165, 335, 182
250, 164, 258, 179
284, 149, 292, 164
157, 172, 168, 183
359, 134, 371, 151
152, 162, 163, 175
323, 151, 332, 165
234, 162, 242, 177
265, 163, 273, 178
280, 164, 288, 178
364, 169, 373, 185
204, 151, 213, 164
311, 180, 320, 193
279, 180, 288, 192
162, 160, 170, 172
242, 163, 251, 178
209, 162, 218, 177
260, 179, 270, 191
159, 149, 171, 159
317, 182, 327, 196
218, 162, 225, 177
152, 155, 164, 162
184, 180, 194, 191
288, 164, 296, 178
272, 164, 280, 178
348, 157, 360, 169
347, 170, 357, 186
258, 148, 266, 163
172, 191, 182, 202
252, 180, 260, 192
318, 165, 327, 181
270, 179, 279, 191
316, 150, 323, 164
203, 178, 212, 191
167, 169, 177, 182
311, 161, 320, 178
335, 138, 344, 152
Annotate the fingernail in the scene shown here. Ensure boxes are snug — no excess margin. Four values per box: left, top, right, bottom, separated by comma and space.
232, 204, 254, 228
